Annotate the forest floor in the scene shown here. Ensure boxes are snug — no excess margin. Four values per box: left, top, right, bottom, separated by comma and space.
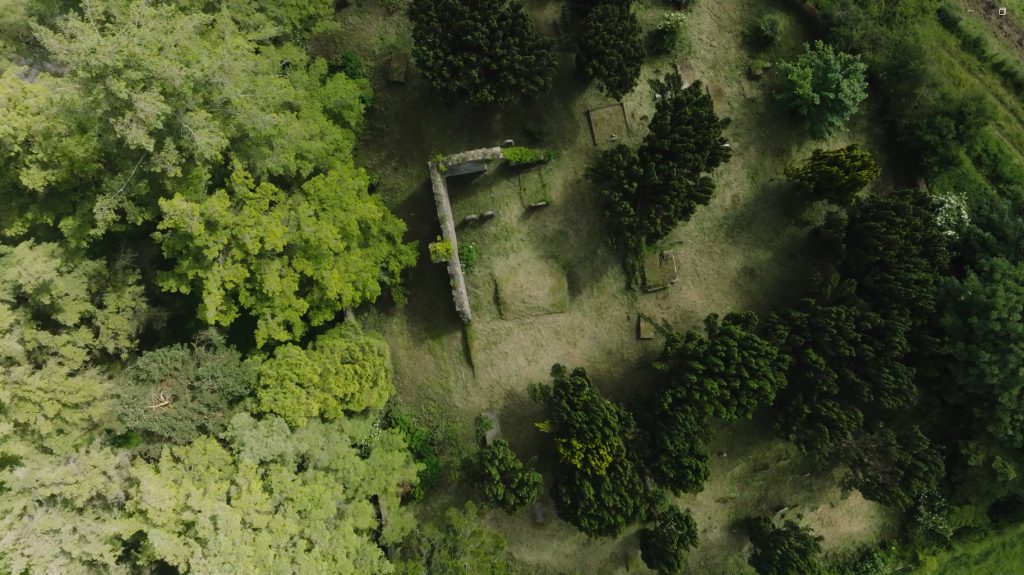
346, 0, 899, 571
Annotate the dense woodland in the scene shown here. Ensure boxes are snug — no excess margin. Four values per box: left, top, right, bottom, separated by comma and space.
2, 0, 1024, 573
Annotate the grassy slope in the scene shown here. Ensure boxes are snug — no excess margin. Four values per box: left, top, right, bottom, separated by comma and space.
913, 524, 1024, 575
340, 0, 899, 572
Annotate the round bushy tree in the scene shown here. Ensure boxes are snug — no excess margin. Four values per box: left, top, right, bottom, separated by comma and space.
409, 0, 556, 105
640, 506, 699, 574
117, 333, 258, 446
744, 14, 782, 51
784, 145, 880, 206
778, 40, 868, 139
474, 439, 543, 514
746, 517, 823, 575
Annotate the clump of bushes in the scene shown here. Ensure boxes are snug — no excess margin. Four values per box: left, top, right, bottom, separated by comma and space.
503, 146, 554, 166
744, 14, 782, 51
307, 24, 368, 78
383, 409, 445, 501
470, 439, 543, 514
648, 12, 686, 56
429, 237, 453, 263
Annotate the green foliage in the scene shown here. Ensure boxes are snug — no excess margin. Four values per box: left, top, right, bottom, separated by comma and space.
117, 332, 258, 446
408, 0, 556, 105
0, 446, 138, 574
395, 502, 516, 575
846, 424, 944, 509
129, 413, 420, 572
639, 506, 699, 574
503, 146, 554, 166
257, 323, 395, 426
155, 163, 416, 346
307, 23, 369, 77
473, 439, 543, 514
178, 0, 334, 40
941, 257, 1024, 448
748, 56, 772, 80
639, 401, 710, 494
1, 3, 371, 244
589, 74, 731, 251
0, 241, 148, 456
785, 145, 880, 206
839, 187, 950, 334
537, 364, 645, 537
767, 298, 913, 461
648, 12, 686, 56
576, 3, 644, 99
778, 41, 868, 139
459, 243, 479, 272
826, 545, 896, 575
746, 517, 823, 575
744, 14, 782, 51
656, 312, 788, 421
384, 409, 445, 501
429, 237, 454, 263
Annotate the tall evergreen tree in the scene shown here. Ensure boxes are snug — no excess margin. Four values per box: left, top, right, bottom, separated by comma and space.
784, 145, 880, 206
575, 2, 644, 100
535, 364, 645, 537
589, 74, 731, 250
408, 0, 556, 105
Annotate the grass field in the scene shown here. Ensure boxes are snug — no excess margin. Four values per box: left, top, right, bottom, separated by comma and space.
337, 0, 900, 571
913, 524, 1024, 575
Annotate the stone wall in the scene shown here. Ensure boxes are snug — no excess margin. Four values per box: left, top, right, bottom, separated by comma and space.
427, 146, 504, 323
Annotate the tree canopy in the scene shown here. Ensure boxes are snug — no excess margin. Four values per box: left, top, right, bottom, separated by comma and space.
473, 439, 543, 514
408, 0, 556, 105
778, 40, 868, 139
257, 323, 396, 426
656, 312, 788, 421
589, 74, 731, 250
0, 241, 148, 456
535, 364, 645, 537
116, 333, 258, 446
784, 145, 880, 206
155, 164, 415, 346
746, 518, 823, 575
575, 2, 644, 100
639, 506, 699, 575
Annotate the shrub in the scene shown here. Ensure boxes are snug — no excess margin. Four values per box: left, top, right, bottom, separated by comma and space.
503, 146, 554, 166
459, 242, 479, 272
640, 506, 699, 574
744, 14, 782, 51
747, 57, 772, 80
473, 440, 543, 514
429, 237, 453, 263
384, 409, 445, 501
648, 12, 686, 56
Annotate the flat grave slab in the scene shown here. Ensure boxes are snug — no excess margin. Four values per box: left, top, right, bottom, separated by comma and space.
388, 52, 409, 84
587, 103, 629, 146
643, 250, 679, 292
